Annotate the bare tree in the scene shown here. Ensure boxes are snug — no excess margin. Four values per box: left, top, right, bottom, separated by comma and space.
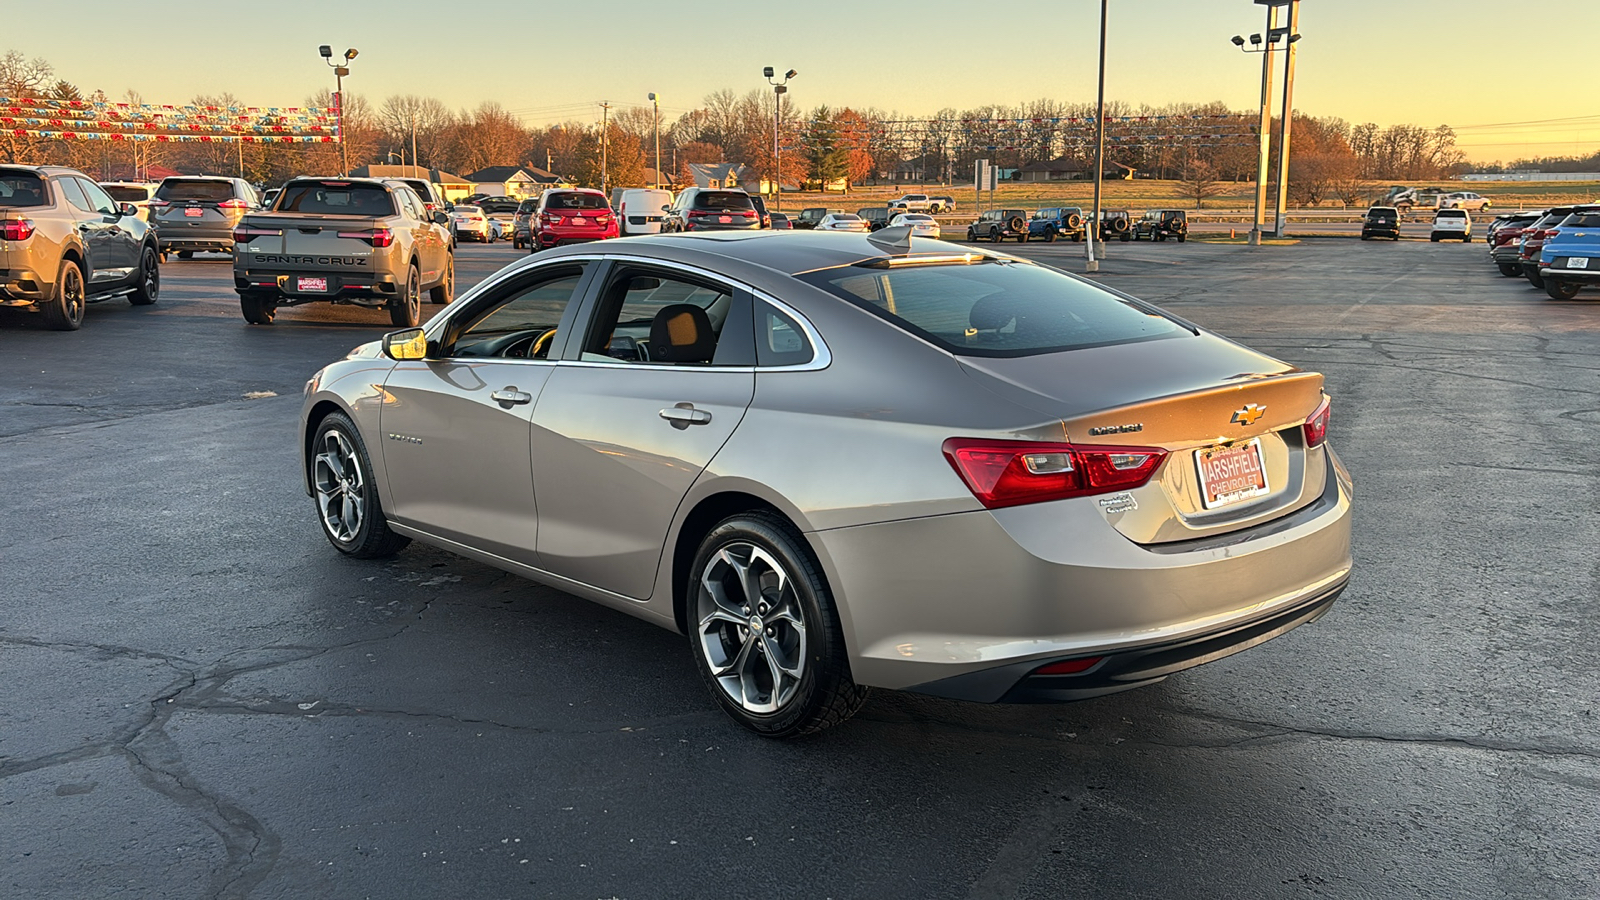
1178, 157, 1222, 208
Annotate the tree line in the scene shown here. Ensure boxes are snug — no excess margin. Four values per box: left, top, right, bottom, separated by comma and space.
4, 49, 1473, 205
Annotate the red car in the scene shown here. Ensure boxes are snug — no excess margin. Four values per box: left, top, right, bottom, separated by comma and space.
1518, 206, 1576, 288
529, 189, 617, 252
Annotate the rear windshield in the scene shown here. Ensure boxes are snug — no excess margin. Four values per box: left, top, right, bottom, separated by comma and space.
1367, 207, 1397, 217
276, 182, 395, 216
1560, 213, 1600, 228
478, 198, 520, 213
454, 206, 482, 215
103, 185, 149, 202
517, 199, 538, 213
693, 191, 753, 211
835, 214, 862, 221
798, 260, 1190, 358
1437, 210, 1467, 219
544, 192, 607, 211
156, 179, 236, 202
0, 171, 49, 207
399, 180, 433, 200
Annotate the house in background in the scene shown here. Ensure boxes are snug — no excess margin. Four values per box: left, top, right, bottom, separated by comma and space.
348, 165, 475, 202
893, 153, 946, 183
688, 162, 759, 193
463, 165, 570, 199
1018, 157, 1083, 183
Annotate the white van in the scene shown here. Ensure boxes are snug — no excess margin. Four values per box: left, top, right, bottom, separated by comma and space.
618, 188, 674, 236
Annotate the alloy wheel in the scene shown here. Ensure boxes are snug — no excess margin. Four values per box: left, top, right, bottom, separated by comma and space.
696, 541, 808, 715
62, 267, 84, 322
312, 429, 365, 543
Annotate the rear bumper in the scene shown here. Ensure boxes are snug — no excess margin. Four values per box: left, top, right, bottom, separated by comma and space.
681, 222, 760, 232
814, 450, 1353, 698
1491, 245, 1522, 263
1362, 225, 1400, 237
0, 267, 47, 304
160, 236, 235, 253
234, 269, 399, 302
535, 230, 615, 247
1539, 265, 1600, 281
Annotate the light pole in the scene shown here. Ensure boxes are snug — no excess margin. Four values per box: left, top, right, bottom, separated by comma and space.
764, 67, 796, 213
1231, 0, 1288, 246
319, 45, 358, 176
1086, 0, 1108, 273
647, 92, 661, 189
1273, 0, 1301, 237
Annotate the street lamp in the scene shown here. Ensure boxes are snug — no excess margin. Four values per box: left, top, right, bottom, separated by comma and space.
319, 45, 358, 176
1231, 0, 1292, 246
647, 92, 661, 189
764, 67, 797, 213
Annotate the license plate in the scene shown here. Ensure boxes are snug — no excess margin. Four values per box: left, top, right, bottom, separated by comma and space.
719, 216, 731, 223
296, 277, 328, 293
1195, 438, 1270, 509
1569, 257, 1589, 269
572, 217, 586, 225
183, 207, 203, 217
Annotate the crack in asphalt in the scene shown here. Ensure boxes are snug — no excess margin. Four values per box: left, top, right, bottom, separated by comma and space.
0, 393, 296, 440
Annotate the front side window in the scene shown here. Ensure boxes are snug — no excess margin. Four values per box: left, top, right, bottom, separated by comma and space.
449, 266, 588, 359
580, 267, 747, 367
77, 179, 119, 215
798, 260, 1190, 358
57, 177, 93, 212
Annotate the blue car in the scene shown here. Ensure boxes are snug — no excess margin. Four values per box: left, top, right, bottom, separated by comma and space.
1538, 206, 1600, 300
1026, 207, 1086, 242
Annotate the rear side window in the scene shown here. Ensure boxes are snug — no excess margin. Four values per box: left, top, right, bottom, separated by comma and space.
277, 183, 395, 216
0, 171, 48, 207
693, 191, 752, 211
544, 192, 607, 211
756, 301, 814, 367
798, 261, 1190, 358
156, 179, 236, 202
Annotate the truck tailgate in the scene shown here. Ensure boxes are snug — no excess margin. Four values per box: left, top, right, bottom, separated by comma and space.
236, 214, 383, 271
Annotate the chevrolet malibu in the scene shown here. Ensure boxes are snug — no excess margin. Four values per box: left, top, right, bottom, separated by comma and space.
299, 231, 1353, 737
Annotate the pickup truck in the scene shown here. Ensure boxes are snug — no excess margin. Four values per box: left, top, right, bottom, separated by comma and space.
887, 194, 954, 214
231, 177, 453, 327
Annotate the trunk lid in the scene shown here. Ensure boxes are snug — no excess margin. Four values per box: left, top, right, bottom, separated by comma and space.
961, 333, 1330, 543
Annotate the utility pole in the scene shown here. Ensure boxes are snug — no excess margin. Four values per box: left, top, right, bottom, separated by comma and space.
599, 101, 611, 195
764, 68, 797, 213
1249, 2, 1280, 246
319, 46, 358, 177
1087, 0, 1108, 273
648, 93, 661, 189
1273, 0, 1300, 237
411, 107, 419, 179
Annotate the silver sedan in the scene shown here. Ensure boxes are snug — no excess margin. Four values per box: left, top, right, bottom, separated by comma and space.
299, 231, 1353, 737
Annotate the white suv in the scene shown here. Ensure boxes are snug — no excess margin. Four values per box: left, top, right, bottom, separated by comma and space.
1430, 208, 1471, 242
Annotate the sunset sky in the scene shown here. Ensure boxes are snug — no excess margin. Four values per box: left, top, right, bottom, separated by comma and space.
8, 0, 1598, 163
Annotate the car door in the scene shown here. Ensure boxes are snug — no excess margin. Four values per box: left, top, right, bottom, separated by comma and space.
529, 261, 757, 600
78, 178, 141, 274
378, 261, 595, 566
55, 177, 129, 286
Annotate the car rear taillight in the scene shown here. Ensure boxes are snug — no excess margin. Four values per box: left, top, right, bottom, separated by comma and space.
543, 214, 562, 225
740, 210, 756, 218
336, 228, 394, 248
232, 226, 282, 243
593, 214, 610, 225
1302, 396, 1331, 448
0, 218, 35, 241
148, 199, 170, 208
688, 209, 717, 218
942, 438, 1167, 509
218, 199, 249, 210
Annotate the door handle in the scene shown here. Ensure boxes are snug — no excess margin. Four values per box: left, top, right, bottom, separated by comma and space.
491, 387, 532, 407
659, 403, 712, 429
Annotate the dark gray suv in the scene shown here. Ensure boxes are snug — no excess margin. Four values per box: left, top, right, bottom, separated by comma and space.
150, 176, 259, 259
0, 165, 161, 330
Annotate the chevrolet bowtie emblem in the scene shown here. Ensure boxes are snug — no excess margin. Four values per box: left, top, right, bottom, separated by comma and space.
1231, 403, 1266, 426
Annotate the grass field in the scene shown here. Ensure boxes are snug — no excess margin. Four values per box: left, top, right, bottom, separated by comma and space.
775, 179, 1600, 216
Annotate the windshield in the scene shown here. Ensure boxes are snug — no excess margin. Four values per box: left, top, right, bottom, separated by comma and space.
799, 260, 1190, 358
0, 171, 47, 207
155, 179, 236, 202
544, 192, 607, 211
695, 191, 753, 211
277, 183, 395, 216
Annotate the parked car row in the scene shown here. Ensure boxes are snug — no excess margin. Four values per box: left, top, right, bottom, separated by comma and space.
964, 207, 1146, 243
1482, 204, 1600, 300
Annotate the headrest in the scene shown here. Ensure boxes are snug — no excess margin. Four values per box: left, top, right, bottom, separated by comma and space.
970, 294, 1020, 332
650, 304, 716, 363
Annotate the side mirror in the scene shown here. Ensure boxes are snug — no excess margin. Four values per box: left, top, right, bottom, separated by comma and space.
662, 204, 672, 212
119, 203, 139, 218
433, 211, 449, 226
383, 328, 429, 361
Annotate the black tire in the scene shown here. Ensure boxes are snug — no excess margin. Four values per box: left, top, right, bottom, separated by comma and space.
1546, 280, 1581, 300
177, 250, 193, 260
1072, 233, 1082, 242
42, 258, 86, 331
687, 511, 867, 738
1497, 263, 1521, 277
309, 411, 411, 559
239, 291, 276, 325
1527, 270, 1545, 289
966, 228, 976, 242
1430, 234, 1440, 242
989, 227, 1001, 243
1360, 235, 1370, 241
429, 255, 454, 305
129, 246, 160, 305
1119, 232, 1131, 242
1044, 230, 1057, 243
390, 264, 422, 328
1177, 233, 1187, 243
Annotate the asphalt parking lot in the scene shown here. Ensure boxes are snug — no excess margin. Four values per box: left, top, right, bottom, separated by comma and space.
3, 238, 1597, 899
